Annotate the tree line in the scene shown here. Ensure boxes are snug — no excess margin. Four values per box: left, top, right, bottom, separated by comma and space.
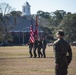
0, 2, 76, 44
36, 10, 76, 43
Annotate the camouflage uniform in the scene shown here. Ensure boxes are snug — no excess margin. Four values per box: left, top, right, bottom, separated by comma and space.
54, 38, 72, 75
33, 39, 38, 58
28, 42, 33, 58
38, 39, 43, 58
42, 38, 47, 58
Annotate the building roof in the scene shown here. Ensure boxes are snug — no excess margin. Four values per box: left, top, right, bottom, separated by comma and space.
2, 15, 43, 32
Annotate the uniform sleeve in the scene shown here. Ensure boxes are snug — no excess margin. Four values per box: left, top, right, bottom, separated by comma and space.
54, 43, 61, 64
67, 44, 72, 64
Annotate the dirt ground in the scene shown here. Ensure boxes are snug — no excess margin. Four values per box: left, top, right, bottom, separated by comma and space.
0, 46, 76, 75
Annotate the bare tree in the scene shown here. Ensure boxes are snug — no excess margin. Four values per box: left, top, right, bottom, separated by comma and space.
0, 2, 15, 16
0, 3, 15, 42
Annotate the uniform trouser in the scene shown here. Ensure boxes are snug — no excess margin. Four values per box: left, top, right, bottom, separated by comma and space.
42, 47, 46, 58
29, 46, 33, 57
33, 47, 37, 57
55, 64, 68, 75
38, 47, 43, 57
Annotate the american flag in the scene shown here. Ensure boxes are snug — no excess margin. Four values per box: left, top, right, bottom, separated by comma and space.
30, 25, 34, 43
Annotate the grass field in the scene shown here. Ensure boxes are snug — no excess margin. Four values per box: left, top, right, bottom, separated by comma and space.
0, 46, 76, 75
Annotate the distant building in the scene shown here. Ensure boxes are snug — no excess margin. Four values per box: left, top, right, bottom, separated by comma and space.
22, 1, 31, 16
9, 16, 43, 44
1, 1, 43, 44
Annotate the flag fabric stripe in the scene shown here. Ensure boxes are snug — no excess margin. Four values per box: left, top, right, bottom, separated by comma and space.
36, 16, 38, 26
30, 16, 38, 42
35, 15, 38, 38
30, 25, 34, 43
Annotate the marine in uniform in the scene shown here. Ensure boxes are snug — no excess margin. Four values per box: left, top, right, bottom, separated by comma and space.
33, 37, 38, 58
54, 30, 72, 75
42, 38, 47, 58
28, 40, 34, 58
37, 38, 43, 58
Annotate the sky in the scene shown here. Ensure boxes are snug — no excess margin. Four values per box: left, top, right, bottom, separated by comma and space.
0, 0, 76, 14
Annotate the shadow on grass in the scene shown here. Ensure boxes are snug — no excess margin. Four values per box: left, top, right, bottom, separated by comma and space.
0, 56, 54, 60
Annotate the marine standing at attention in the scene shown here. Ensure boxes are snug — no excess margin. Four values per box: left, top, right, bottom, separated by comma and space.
54, 30, 72, 75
